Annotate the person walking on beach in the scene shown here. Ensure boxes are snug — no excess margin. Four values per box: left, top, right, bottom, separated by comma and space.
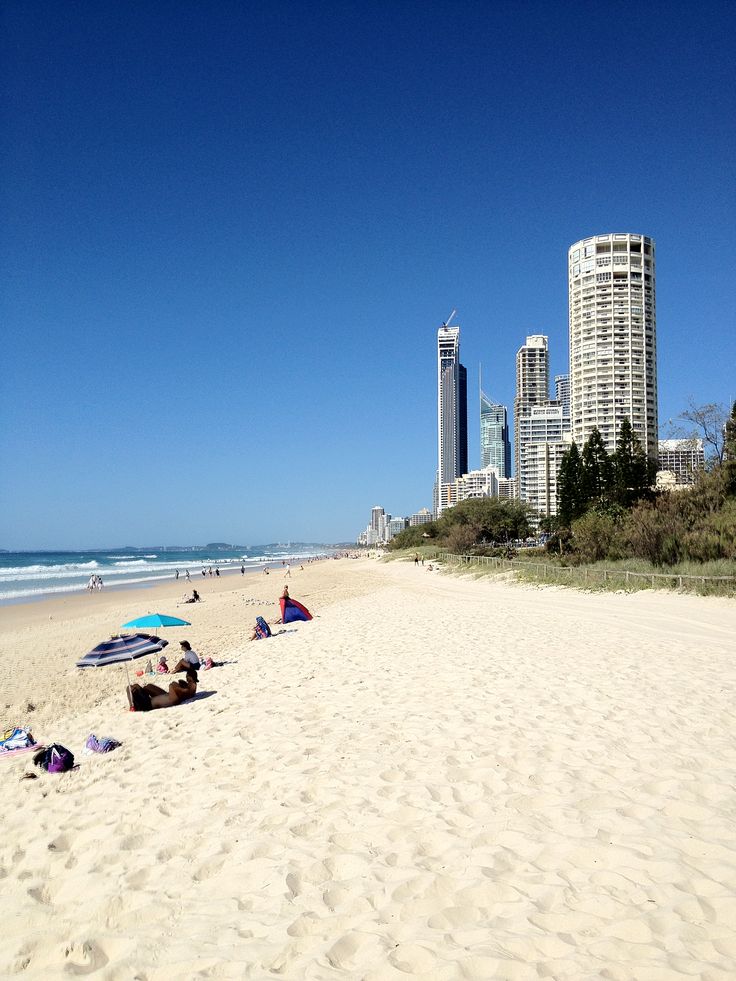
185, 569, 191, 582
284, 563, 291, 578
240, 564, 245, 575
175, 569, 179, 580
215, 567, 220, 577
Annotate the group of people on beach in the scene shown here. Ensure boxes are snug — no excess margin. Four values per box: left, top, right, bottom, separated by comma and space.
86, 575, 104, 591
127, 641, 202, 711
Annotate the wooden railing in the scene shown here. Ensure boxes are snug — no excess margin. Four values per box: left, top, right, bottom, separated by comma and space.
430, 551, 736, 596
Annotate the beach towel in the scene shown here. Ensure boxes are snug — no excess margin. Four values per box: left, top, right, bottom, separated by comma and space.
0, 727, 37, 754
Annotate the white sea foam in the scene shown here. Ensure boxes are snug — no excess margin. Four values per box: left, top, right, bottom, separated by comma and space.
0, 573, 173, 601
0, 561, 101, 581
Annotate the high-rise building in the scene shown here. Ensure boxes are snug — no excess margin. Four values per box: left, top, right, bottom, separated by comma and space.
480, 391, 511, 477
657, 439, 705, 486
409, 508, 433, 526
568, 233, 657, 460
555, 374, 570, 412
514, 335, 550, 483
370, 506, 385, 535
386, 516, 409, 539
518, 403, 571, 519
458, 364, 468, 479
436, 323, 467, 513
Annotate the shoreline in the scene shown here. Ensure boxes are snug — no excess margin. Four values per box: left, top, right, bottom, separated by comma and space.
0, 553, 330, 609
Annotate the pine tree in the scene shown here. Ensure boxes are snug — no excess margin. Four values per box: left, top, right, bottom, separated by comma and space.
557, 441, 585, 526
580, 428, 613, 507
724, 401, 736, 494
613, 417, 650, 507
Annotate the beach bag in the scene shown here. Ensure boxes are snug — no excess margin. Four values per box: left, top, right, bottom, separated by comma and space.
254, 616, 271, 639
33, 744, 75, 773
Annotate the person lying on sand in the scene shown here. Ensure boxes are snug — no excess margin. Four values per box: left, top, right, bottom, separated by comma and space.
128, 668, 198, 711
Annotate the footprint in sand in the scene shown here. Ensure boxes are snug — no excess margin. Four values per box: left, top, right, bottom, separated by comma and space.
63, 939, 109, 975
192, 855, 226, 882
285, 871, 302, 898
27, 884, 53, 905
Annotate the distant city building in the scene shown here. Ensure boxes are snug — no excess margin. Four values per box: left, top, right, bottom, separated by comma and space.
480, 391, 511, 478
518, 402, 571, 521
657, 439, 705, 486
497, 477, 518, 500
437, 466, 500, 512
409, 508, 433, 526
568, 233, 658, 460
514, 335, 550, 485
555, 374, 570, 412
436, 321, 468, 514
386, 516, 409, 540
370, 506, 385, 535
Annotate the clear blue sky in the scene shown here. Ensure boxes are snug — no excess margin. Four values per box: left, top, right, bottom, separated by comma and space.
2, 0, 734, 549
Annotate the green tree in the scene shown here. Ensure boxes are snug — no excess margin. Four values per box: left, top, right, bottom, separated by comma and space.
435, 497, 532, 546
724, 401, 736, 495
612, 417, 650, 507
580, 428, 613, 507
557, 441, 586, 526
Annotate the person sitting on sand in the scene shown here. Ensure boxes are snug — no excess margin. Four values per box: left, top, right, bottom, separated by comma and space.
281, 584, 289, 599
171, 640, 201, 673
128, 668, 198, 711
183, 589, 201, 604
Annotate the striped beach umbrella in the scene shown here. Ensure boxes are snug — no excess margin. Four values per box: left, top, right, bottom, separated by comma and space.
76, 633, 168, 668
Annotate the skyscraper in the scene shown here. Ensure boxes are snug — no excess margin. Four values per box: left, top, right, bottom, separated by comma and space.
514, 335, 550, 483
568, 233, 658, 460
480, 391, 511, 477
436, 323, 468, 513
554, 374, 570, 412
458, 364, 468, 479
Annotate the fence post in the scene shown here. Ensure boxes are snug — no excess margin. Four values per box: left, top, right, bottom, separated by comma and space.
678, 576, 683, 589
651, 575, 655, 588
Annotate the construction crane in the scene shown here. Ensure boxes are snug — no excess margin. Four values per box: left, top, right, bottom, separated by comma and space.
442, 309, 457, 328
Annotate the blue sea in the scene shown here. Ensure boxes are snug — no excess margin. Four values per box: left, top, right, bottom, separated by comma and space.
0, 545, 330, 604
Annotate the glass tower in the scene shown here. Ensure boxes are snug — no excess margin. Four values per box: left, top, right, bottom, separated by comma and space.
480, 392, 511, 478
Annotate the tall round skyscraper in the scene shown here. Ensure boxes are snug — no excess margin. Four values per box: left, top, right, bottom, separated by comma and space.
568, 233, 657, 461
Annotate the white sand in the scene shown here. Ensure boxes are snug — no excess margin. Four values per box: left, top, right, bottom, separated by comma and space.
1, 558, 735, 979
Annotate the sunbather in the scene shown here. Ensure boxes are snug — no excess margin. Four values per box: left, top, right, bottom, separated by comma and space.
128, 668, 198, 711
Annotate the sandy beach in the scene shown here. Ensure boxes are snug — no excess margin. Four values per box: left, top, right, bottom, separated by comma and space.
2, 557, 735, 979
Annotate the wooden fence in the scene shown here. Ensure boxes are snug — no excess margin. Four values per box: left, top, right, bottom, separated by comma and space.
431, 551, 736, 596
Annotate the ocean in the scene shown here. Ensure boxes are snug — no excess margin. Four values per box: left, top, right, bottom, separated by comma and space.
0, 545, 330, 604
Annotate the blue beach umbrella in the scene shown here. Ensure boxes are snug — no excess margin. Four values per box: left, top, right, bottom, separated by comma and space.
121, 613, 191, 629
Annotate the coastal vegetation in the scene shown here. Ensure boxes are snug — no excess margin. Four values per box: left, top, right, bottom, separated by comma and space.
390, 402, 736, 591
388, 497, 532, 554
548, 402, 736, 567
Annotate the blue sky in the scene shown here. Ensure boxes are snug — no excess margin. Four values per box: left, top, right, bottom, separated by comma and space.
2, 0, 734, 548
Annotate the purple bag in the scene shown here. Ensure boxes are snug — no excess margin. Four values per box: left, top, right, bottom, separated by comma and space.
33, 743, 75, 773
